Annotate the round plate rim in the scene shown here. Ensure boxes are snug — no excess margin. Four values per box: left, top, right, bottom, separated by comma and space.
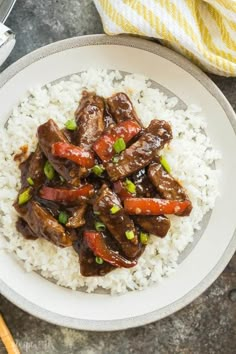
0, 34, 235, 331
0, 0, 16, 23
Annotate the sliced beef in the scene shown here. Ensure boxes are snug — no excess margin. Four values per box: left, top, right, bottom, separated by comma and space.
27, 146, 46, 187
34, 198, 62, 218
148, 163, 192, 216
148, 163, 189, 200
19, 155, 34, 189
74, 236, 115, 276
14, 200, 73, 247
19, 145, 46, 189
107, 92, 143, 127
75, 91, 105, 148
37, 119, 81, 185
105, 120, 172, 181
134, 215, 170, 238
66, 204, 87, 228
104, 103, 115, 128
16, 218, 38, 240
131, 168, 157, 197
61, 128, 73, 143
93, 185, 141, 258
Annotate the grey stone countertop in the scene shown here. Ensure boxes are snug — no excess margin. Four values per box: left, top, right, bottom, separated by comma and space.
0, 1, 236, 353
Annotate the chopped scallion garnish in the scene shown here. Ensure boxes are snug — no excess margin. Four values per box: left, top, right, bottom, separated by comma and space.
18, 188, 32, 205
44, 161, 55, 180
160, 156, 171, 173
110, 205, 121, 214
140, 232, 149, 245
95, 256, 104, 264
95, 221, 106, 232
125, 230, 135, 240
113, 137, 126, 154
125, 179, 136, 194
27, 177, 34, 186
92, 165, 105, 176
58, 211, 69, 225
65, 119, 77, 131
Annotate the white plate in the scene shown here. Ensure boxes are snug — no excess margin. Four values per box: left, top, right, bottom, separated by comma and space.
0, 35, 236, 331
0, 0, 16, 22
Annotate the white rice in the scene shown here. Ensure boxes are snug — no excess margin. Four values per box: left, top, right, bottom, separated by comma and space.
0, 69, 221, 294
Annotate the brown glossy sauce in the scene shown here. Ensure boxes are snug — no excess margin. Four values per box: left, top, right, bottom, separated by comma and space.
14, 144, 28, 163
14, 91, 192, 277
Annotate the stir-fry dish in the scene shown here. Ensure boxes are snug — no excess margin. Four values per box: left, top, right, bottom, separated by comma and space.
14, 91, 192, 277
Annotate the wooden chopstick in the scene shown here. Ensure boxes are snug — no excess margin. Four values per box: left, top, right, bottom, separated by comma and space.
0, 314, 21, 354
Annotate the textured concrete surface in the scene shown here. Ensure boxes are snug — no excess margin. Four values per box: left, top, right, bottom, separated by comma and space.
0, 0, 236, 353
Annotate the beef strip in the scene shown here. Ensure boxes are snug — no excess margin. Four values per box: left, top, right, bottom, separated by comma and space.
133, 215, 170, 238
34, 195, 88, 226
34, 197, 63, 219
104, 103, 115, 128
106, 92, 143, 127
19, 145, 46, 189
16, 218, 38, 240
14, 200, 73, 247
66, 204, 87, 228
37, 119, 81, 185
28, 146, 46, 186
131, 168, 157, 198
148, 163, 192, 216
75, 91, 105, 148
74, 235, 115, 276
105, 119, 172, 181
148, 163, 189, 200
93, 185, 141, 258
61, 128, 73, 143
19, 156, 33, 189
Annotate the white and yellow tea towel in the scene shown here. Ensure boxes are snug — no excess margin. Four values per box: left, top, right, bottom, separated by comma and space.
94, 0, 236, 76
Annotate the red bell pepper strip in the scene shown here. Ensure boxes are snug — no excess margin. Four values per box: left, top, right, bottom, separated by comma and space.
124, 198, 192, 216
113, 181, 133, 201
93, 120, 141, 162
52, 142, 95, 168
84, 231, 137, 268
40, 185, 94, 202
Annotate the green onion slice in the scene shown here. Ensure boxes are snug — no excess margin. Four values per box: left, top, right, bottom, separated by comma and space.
58, 211, 69, 225
44, 161, 55, 180
125, 179, 136, 194
65, 119, 77, 131
27, 177, 34, 186
59, 176, 65, 182
112, 156, 119, 164
110, 205, 121, 214
95, 221, 106, 232
95, 256, 104, 265
125, 230, 135, 240
160, 156, 171, 173
92, 165, 105, 176
140, 232, 149, 245
18, 188, 32, 205
113, 137, 126, 154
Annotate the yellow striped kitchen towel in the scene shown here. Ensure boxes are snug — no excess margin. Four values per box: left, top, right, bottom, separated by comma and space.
94, 0, 236, 76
